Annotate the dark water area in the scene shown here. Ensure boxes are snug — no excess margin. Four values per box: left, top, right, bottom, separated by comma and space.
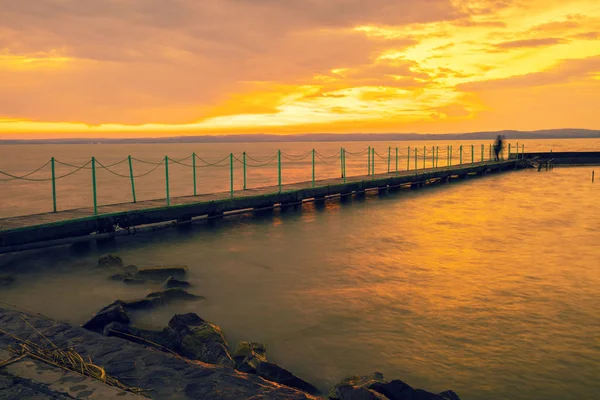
1, 139, 600, 399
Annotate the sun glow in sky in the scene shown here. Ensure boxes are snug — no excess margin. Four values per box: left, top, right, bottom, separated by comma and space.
1, 0, 599, 138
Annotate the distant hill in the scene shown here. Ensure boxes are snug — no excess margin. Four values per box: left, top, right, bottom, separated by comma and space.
1, 129, 599, 144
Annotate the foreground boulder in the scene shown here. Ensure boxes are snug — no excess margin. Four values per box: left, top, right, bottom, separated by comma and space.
164, 313, 234, 367
82, 302, 129, 332
1, 308, 316, 400
232, 341, 320, 395
329, 372, 460, 400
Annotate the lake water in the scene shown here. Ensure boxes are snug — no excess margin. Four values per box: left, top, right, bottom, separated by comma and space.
1, 138, 599, 400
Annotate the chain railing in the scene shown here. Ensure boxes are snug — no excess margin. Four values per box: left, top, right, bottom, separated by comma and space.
0, 143, 524, 217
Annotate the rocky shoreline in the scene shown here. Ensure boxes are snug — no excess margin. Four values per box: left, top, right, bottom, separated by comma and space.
0, 254, 462, 399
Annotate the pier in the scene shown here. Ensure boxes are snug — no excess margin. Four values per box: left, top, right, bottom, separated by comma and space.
0, 143, 526, 254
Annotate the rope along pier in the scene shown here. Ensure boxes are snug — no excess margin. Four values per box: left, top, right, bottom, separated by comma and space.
0, 144, 526, 253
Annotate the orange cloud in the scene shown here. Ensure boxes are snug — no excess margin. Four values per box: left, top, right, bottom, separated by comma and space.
0, 0, 599, 137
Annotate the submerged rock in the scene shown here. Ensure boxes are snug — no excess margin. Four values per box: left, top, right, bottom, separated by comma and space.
232, 341, 267, 373
164, 313, 234, 367
97, 254, 123, 268
232, 341, 320, 395
256, 362, 321, 395
163, 276, 191, 288
146, 288, 202, 304
123, 277, 147, 285
329, 373, 460, 400
82, 302, 129, 332
0, 274, 15, 287
137, 265, 188, 279
123, 264, 139, 275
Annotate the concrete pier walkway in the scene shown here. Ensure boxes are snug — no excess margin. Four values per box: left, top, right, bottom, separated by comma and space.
0, 159, 523, 253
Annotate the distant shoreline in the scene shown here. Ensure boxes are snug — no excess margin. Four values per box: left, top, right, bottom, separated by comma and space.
1, 128, 599, 144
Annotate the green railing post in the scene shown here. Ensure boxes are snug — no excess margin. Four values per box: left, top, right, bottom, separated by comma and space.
471, 145, 474, 164
312, 149, 315, 187
414, 148, 417, 170
229, 153, 234, 198
407, 146, 410, 171
508, 143, 511, 158
460, 145, 463, 165
431, 146, 435, 168
51, 157, 57, 212
447, 145, 450, 166
387, 146, 391, 173
450, 145, 453, 166
277, 150, 282, 192
192, 153, 197, 195
367, 146, 371, 175
481, 144, 484, 162
342, 148, 346, 183
340, 147, 344, 178
423, 146, 426, 169
128, 155, 136, 203
165, 156, 170, 206
489, 144, 492, 161
395, 147, 398, 176
91, 157, 97, 215
372, 147, 375, 178
243, 152, 247, 190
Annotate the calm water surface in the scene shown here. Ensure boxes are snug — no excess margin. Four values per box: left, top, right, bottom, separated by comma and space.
1, 139, 599, 400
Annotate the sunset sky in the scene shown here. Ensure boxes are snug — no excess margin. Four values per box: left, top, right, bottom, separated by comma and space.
1, 0, 599, 138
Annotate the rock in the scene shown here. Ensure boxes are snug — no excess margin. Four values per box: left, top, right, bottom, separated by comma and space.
119, 298, 160, 311
137, 265, 187, 279
231, 341, 319, 395
165, 313, 234, 367
108, 273, 131, 281
232, 341, 267, 373
330, 373, 460, 400
146, 288, 202, 304
163, 276, 191, 288
123, 277, 147, 285
102, 321, 135, 337
97, 254, 123, 268
439, 391, 461, 400
333, 385, 389, 400
369, 380, 414, 400
0, 274, 15, 287
123, 264, 139, 274
256, 362, 321, 395
82, 303, 129, 332
329, 373, 386, 400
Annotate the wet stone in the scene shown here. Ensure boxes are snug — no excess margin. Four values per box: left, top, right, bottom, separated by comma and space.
163, 276, 191, 288
137, 265, 188, 279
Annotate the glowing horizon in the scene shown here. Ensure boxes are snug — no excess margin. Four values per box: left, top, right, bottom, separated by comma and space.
1, 0, 599, 139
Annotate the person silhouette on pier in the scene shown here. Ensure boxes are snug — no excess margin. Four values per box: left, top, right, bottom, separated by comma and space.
493, 135, 504, 161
